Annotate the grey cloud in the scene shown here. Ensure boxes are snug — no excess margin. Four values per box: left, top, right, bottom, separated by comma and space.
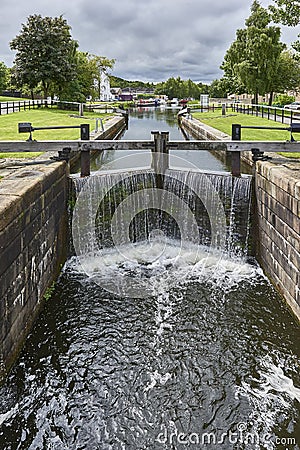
0, 0, 298, 83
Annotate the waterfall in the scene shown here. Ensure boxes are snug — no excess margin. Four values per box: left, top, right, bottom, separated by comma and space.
71, 169, 252, 258
164, 169, 252, 256
70, 168, 252, 297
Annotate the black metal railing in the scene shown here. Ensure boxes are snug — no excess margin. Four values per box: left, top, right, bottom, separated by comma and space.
230, 103, 299, 124
192, 102, 300, 124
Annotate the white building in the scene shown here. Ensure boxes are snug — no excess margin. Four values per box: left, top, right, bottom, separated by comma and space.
99, 71, 113, 101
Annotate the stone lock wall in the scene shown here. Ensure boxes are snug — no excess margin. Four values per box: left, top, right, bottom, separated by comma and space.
255, 161, 300, 320
0, 161, 68, 377
179, 115, 230, 141
92, 115, 126, 140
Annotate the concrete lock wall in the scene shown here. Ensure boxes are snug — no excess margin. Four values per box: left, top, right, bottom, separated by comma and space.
0, 161, 68, 378
179, 115, 300, 322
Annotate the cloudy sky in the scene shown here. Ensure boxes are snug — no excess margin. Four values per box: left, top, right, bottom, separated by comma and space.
0, 0, 298, 83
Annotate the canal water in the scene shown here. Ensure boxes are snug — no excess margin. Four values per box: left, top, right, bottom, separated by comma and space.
0, 108, 299, 450
90, 106, 227, 174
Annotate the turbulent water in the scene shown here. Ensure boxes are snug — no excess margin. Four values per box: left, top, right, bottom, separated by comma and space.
0, 108, 299, 449
0, 167, 299, 450
0, 247, 299, 449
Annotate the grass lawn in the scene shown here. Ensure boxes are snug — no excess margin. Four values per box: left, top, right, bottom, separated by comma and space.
0, 107, 113, 140
192, 111, 300, 158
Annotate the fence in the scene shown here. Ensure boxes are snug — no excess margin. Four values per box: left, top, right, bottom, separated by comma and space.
0, 99, 54, 115
0, 98, 119, 116
230, 103, 299, 124
189, 102, 300, 124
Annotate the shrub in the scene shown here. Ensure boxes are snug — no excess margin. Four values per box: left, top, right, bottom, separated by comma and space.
272, 94, 295, 107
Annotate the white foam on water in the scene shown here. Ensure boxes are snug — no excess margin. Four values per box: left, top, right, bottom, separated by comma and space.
235, 356, 300, 449
144, 370, 172, 392
67, 237, 261, 297
0, 403, 19, 426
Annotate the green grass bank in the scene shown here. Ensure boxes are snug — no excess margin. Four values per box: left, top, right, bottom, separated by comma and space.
192, 111, 300, 158
0, 107, 113, 141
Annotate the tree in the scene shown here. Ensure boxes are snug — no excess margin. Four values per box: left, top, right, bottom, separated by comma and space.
221, 1, 284, 104
269, 0, 300, 62
292, 38, 300, 59
197, 82, 210, 96
154, 77, 204, 99
208, 78, 235, 98
269, 0, 300, 26
10, 14, 77, 99
0, 62, 9, 92
58, 51, 95, 102
269, 50, 300, 95
155, 77, 181, 99
88, 55, 115, 100
109, 76, 154, 91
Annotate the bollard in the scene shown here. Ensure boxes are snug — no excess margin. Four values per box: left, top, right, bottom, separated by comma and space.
123, 110, 129, 129
230, 152, 241, 177
95, 118, 104, 133
80, 124, 90, 140
160, 131, 169, 174
151, 131, 160, 171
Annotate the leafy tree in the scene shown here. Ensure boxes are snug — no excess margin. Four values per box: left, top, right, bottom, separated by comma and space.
268, 0, 300, 26
155, 77, 178, 98
273, 93, 295, 106
88, 55, 115, 100
197, 82, 210, 96
268, 0, 300, 62
184, 79, 205, 98
10, 14, 77, 99
58, 51, 95, 102
269, 50, 300, 97
0, 62, 9, 92
8, 65, 42, 97
208, 78, 235, 98
109, 76, 154, 91
292, 38, 300, 59
221, 1, 284, 105
154, 76, 204, 99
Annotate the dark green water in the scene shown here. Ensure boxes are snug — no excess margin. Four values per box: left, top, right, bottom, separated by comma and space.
0, 108, 299, 450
